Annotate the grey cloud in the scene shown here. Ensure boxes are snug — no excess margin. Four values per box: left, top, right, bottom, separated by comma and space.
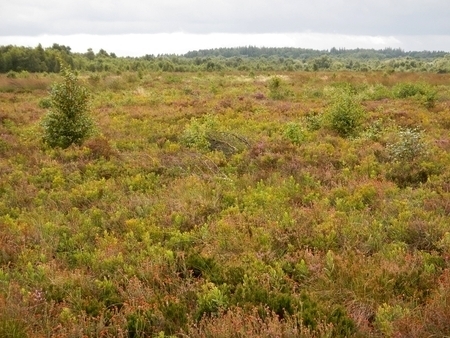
1, 0, 450, 36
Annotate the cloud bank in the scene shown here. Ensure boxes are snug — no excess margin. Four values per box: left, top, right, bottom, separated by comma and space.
2, 0, 450, 37
2, 1, 449, 55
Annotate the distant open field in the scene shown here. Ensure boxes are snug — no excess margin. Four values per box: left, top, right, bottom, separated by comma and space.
1, 70, 450, 337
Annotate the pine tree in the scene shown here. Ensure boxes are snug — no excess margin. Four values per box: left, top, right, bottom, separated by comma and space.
41, 62, 94, 148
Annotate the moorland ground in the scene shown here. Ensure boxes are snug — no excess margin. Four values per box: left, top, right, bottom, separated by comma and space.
1, 69, 450, 337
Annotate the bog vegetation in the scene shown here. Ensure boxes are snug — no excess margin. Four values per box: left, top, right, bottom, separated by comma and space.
1, 45, 450, 337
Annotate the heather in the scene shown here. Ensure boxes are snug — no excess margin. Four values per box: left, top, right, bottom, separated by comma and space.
1, 66, 450, 337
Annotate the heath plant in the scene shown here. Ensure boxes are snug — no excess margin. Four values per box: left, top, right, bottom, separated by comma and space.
392, 82, 437, 108
325, 90, 365, 137
283, 122, 306, 145
386, 127, 432, 186
2, 68, 450, 337
268, 76, 293, 100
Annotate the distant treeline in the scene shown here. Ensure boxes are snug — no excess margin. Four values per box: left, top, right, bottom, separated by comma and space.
184, 46, 448, 59
1, 43, 450, 74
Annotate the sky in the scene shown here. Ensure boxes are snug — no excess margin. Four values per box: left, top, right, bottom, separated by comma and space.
1, 0, 450, 57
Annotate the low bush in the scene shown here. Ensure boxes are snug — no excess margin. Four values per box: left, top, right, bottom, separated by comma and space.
392, 82, 437, 108
268, 76, 293, 100
386, 128, 432, 186
325, 90, 365, 137
283, 122, 306, 145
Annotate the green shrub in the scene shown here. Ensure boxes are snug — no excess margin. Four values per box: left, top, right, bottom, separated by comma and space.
181, 116, 215, 151
268, 76, 292, 100
420, 87, 438, 108
387, 128, 427, 162
304, 112, 323, 131
283, 122, 306, 145
386, 128, 432, 187
0, 139, 10, 154
6, 71, 17, 79
360, 118, 384, 141
386, 161, 430, 187
196, 282, 229, 319
362, 83, 392, 100
375, 303, 409, 336
181, 115, 247, 155
41, 64, 95, 148
181, 253, 220, 280
326, 92, 365, 137
393, 82, 422, 98
392, 82, 437, 108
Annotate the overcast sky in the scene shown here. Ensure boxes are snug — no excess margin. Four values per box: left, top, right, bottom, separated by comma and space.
1, 0, 449, 56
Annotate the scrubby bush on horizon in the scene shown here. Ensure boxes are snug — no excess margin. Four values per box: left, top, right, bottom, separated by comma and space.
392, 82, 437, 108
41, 62, 95, 148
268, 76, 292, 100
